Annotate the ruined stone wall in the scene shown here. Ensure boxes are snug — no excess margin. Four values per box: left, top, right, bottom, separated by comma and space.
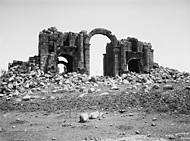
119, 37, 154, 74
8, 27, 154, 76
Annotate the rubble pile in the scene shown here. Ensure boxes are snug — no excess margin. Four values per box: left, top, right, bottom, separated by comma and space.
0, 64, 190, 114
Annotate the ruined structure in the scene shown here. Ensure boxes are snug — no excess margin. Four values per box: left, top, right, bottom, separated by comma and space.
9, 27, 154, 76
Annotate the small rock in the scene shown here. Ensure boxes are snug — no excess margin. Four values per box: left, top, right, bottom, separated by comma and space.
41, 97, 46, 100
0, 94, 4, 97
89, 76, 97, 82
78, 93, 88, 98
79, 86, 86, 92
7, 83, 13, 89
99, 112, 104, 118
111, 85, 119, 90
12, 90, 19, 96
121, 74, 128, 79
79, 113, 89, 123
50, 96, 55, 99
100, 92, 109, 96
22, 95, 31, 101
163, 84, 173, 90
99, 117, 102, 120
152, 117, 157, 121
152, 84, 160, 89
135, 131, 141, 134
0, 126, 4, 132
118, 109, 126, 114
186, 85, 190, 90
151, 122, 156, 126
166, 134, 176, 140
25, 83, 30, 88
88, 88, 95, 93
41, 90, 48, 94
93, 83, 98, 87
129, 113, 133, 116
18, 86, 25, 93
52, 137, 56, 140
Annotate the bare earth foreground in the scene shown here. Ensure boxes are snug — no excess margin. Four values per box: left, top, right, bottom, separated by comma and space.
0, 66, 190, 141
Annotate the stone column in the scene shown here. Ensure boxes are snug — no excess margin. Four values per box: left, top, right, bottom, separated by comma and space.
84, 43, 90, 75
78, 32, 84, 68
143, 46, 149, 72
113, 47, 120, 76
103, 54, 107, 76
38, 33, 49, 72
120, 44, 127, 73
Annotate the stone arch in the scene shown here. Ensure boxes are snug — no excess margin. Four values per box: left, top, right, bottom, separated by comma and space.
84, 28, 118, 46
83, 28, 119, 76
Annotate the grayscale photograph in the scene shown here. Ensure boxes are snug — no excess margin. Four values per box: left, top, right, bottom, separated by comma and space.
0, 0, 190, 141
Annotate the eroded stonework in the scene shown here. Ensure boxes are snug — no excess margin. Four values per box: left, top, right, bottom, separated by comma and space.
9, 27, 154, 76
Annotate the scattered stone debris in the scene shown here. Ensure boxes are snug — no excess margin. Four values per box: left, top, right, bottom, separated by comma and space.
0, 63, 190, 114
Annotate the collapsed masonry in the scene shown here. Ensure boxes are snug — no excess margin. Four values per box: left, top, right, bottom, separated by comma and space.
9, 27, 154, 76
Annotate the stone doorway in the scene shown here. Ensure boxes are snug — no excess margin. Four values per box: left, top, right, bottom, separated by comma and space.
128, 59, 142, 73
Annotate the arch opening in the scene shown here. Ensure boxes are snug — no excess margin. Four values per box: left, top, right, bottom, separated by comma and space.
57, 55, 73, 73
85, 28, 118, 76
128, 59, 141, 73
89, 35, 110, 76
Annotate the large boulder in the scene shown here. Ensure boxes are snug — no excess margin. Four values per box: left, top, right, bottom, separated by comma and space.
79, 113, 89, 123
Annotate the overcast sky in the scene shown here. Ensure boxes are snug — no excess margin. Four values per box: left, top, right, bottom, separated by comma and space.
0, 0, 190, 75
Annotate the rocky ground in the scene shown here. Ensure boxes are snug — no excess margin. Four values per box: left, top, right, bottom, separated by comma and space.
0, 65, 190, 141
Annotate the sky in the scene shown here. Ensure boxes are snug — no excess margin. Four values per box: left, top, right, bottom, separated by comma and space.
0, 0, 190, 76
